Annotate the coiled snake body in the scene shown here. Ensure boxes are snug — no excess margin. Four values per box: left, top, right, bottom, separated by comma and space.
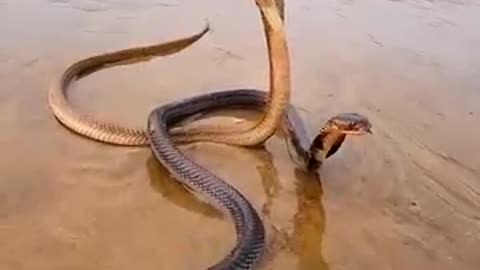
48, 1, 372, 269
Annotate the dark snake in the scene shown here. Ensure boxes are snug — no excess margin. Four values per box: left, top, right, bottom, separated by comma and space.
147, 88, 371, 269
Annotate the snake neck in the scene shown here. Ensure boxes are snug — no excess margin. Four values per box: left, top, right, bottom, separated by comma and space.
306, 127, 346, 171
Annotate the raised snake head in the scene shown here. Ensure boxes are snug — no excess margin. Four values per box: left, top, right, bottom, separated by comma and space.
306, 112, 372, 172
324, 112, 372, 135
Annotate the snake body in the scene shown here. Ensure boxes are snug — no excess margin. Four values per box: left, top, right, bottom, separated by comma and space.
48, 0, 289, 147
148, 90, 267, 270
168, 1, 289, 146
48, 25, 210, 146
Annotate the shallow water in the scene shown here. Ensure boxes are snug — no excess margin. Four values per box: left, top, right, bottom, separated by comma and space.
1, 0, 479, 269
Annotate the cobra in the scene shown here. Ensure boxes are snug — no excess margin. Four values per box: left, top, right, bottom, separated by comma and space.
147, 89, 372, 269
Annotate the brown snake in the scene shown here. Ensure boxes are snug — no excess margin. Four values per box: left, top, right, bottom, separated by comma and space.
48, 0, 289, 147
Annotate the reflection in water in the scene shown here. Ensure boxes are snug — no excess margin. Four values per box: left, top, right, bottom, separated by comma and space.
147, 156, 223, 220
291, 168, 329, 270
254, 147, 329, 270
146, 144, 329, 269
250, 149, 281, 218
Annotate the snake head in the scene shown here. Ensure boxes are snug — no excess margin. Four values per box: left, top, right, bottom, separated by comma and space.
305, 113, 372, 172
326, 112, 372, 135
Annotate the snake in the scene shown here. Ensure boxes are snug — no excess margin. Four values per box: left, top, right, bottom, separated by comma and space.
47, 0, 373, 269
48, 0, 290, 146
147, 88, 372, 269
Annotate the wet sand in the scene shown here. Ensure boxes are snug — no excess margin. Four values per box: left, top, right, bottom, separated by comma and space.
1, 0, 480, 269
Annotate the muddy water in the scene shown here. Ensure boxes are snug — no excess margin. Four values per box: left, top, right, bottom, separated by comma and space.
1, 0, 480, 269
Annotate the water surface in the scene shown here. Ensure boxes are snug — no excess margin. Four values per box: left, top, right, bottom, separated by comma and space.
1, 0, 479, 269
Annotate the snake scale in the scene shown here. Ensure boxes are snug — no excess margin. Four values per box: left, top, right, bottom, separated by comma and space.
48, 0, 372, 269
